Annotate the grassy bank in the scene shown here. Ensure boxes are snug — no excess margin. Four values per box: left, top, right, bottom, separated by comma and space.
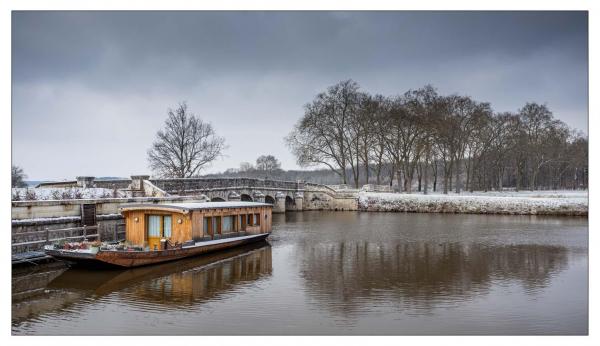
358, 191, 588, 216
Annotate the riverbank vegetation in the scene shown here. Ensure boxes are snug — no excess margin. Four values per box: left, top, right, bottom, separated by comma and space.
286, 80, 588, 193
358, 191, 588, 216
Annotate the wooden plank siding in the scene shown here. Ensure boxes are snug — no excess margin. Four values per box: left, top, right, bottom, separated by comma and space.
124, 210, 147, 246
191, 211, 204, 241
171, 212, 192, 245
196, 206, 271, 237
122, 205, 271, 247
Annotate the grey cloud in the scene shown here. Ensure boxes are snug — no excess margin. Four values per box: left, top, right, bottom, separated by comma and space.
12, 11, 588, 180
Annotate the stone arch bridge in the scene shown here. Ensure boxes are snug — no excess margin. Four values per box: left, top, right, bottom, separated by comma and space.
137, 177, 354, 213
45, 176, 358, 213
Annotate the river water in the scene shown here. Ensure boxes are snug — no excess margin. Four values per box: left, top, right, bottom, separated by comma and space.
12, 212, 588, 335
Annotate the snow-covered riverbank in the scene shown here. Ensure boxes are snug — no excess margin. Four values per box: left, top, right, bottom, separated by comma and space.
358, 191, 588, 216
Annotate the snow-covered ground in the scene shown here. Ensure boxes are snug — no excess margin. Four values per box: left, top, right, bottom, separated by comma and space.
412, 189, 588, 199
358, 190, 588, 216
11, 187, 126, 201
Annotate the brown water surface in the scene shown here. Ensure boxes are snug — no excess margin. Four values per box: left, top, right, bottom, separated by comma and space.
11, 212, 588, 335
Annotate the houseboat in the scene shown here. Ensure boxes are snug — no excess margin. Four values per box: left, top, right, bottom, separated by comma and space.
44, 201, 272, 268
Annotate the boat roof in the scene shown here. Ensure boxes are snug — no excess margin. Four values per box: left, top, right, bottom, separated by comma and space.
119, 201, 272, 214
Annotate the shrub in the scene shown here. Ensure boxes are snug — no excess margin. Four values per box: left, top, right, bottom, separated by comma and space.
25, 188, 37, 200
50, 189, 62, 200
73, 189, 83, 199
61, 189, 74, 199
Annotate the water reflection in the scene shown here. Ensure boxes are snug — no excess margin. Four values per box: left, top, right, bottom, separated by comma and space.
121, 242, 272, 307
12, 212, 587, 335
13, 262, 69, 301
299, 241, 570, 315
13, 243, 272, 323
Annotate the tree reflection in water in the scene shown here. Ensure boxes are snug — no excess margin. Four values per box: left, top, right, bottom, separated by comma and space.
12, 212, 587, 335
299, 241, 569, 316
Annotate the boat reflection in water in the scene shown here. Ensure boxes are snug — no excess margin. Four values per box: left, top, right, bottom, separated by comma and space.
13, 242, 272, 322
13, 211, 587, 335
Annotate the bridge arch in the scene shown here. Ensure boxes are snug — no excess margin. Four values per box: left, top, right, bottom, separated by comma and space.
285, 195, 296, 211
211, 197, 226, 202
264, 195, 275, 205
241, 194, 253, 202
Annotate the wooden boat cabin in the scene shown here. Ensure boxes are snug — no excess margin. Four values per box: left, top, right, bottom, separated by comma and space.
119, 202, 273, 251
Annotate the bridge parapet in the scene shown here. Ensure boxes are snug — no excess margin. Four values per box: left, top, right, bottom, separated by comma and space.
150, 177, 304, 193
29, 175, 357, 211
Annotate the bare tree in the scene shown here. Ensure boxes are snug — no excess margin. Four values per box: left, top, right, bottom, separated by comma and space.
148, 102, 226, 178
369, 95, 391, 185
12, 165, 28, 188
239, 162, 254, 172
519, 103, 561, 190
256, 155, 282, 176
286, 80, 361, 185
565, 135, 588, 189
401, 86, 438, 193
285, 80, 586, 192
353, 93, 384, 186
383, 86, 437, 193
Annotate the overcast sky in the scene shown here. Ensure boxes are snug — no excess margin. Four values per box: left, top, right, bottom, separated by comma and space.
12, 11, 588, 180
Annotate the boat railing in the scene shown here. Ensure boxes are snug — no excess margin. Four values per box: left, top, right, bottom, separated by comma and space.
12, 225, 107, 253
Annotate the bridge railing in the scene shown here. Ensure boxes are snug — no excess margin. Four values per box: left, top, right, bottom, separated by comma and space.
150, 177, 304, 192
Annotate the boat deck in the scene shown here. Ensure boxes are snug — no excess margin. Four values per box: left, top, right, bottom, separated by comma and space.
44, 232, 270, 268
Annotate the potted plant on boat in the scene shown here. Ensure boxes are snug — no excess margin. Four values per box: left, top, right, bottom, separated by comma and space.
89, 240, 101, 254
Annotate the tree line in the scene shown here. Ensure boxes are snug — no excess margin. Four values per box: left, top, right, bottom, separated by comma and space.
11, 165, 28, 188
286, 80, 588, 192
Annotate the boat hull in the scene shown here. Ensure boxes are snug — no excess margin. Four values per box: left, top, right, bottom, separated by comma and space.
45, 233, 270, 268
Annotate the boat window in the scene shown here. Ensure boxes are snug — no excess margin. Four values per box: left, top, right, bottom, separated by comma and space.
212, 216, 220, 234
254, 213, 260, 226
148, 215, 161, 237
223, 215, 234, 233
163, 216, 172, 237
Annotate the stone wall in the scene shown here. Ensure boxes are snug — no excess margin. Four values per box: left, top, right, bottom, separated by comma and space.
303, 183, 359, 211
150, 177, 303, 193
361, 184, 393, 192
11, 196, 204, 220
142, 180, 169, 197
12, 217, 126, 254
12, 218, 82, 253
93, 179, 132, 189
11, 195, 205, 254
36, 178, 133, 190
26, 176, 360, 212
